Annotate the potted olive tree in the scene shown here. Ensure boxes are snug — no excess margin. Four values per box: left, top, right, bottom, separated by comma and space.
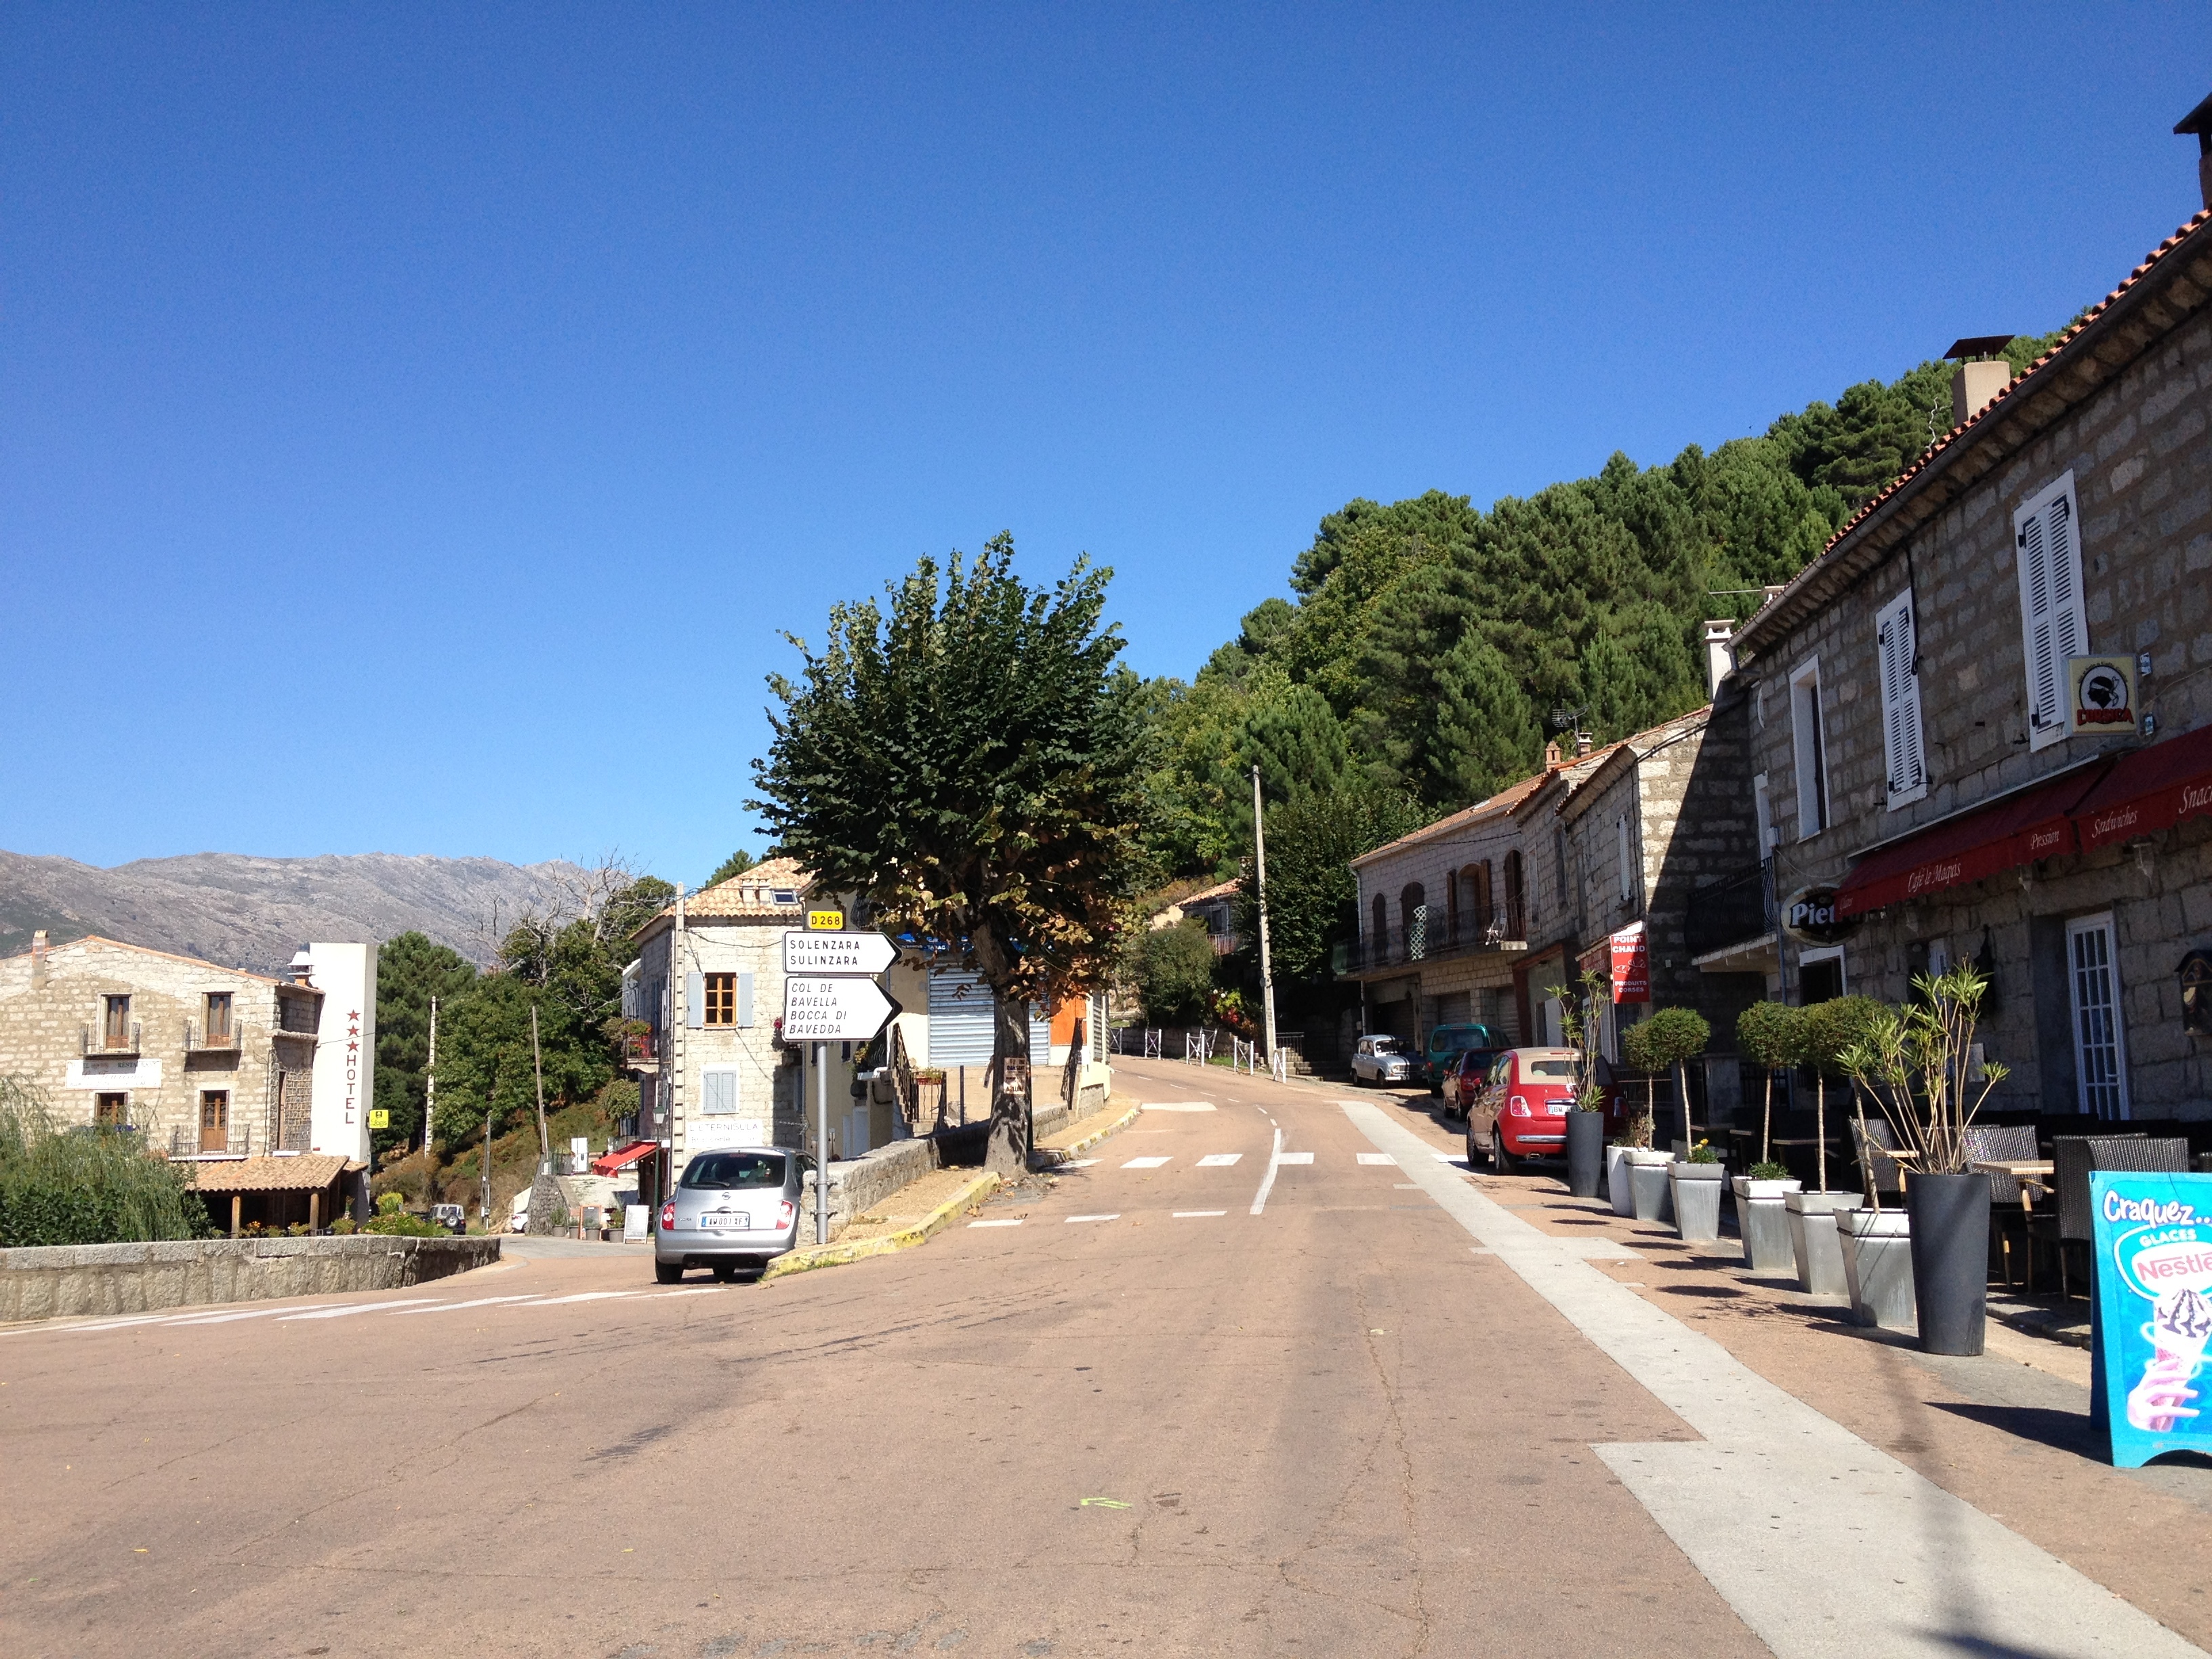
1551, 969, 1610, 1201
1781, 996, 1879, 1298
1621, 1009, 1708, 1225
1731, 1001, 1805, 1275
1836, 964, 2009, 1355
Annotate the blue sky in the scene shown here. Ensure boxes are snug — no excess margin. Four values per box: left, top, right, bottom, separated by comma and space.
6, 4, 2207, 885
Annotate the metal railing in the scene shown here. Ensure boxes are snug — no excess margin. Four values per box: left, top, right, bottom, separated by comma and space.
1341, 916, 1525, 974
184, 1019, 241, 1052
81, 1023, 141, 1057
1684, 860, 1777, 960
171, 1123, 253, 1158
621, 1029, 659, 1069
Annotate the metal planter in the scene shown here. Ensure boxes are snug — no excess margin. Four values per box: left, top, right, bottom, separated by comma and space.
1784, 1190, 1864, 1297
1668, 1162, 1727, 1244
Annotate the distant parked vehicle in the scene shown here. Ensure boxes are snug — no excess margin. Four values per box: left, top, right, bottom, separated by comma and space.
430, 1203, 466, 1234
1465, 1047, 1582, 1174
1440, 1046, 1507, 1118
1424, 1023, 1507, 1095
1350, 1033, 1416, 1087
508, 1189, 533, 1233
655, 1148, 807, 1284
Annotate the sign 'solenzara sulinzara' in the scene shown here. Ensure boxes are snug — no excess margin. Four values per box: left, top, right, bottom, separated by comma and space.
781, 975, 895, 1043
782, 931, 899, 977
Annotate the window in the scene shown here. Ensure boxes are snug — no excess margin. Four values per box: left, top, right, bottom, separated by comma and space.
94, 1092, 127, 1127
1790, 658, 1829, 838
199, 1090, 230, 1152
699, 1067, 739, 1115
102, 995, 131, 1050
1470, 861, 1494, 935
1876, 588, 1928, 808
771, 888, 799, 906
203, 992, 234, 1046
2015, 472, 2087, 753
1799, 947, 1845, 1004
2067, 913, 2129, 1118
1371, 895, 1388, 958
1401, 884, 1428, 961
1753, 773, 1775, 856
1446, 869, 1461, 941
1502, 852, 1527, 939
703, 972, 737, 1027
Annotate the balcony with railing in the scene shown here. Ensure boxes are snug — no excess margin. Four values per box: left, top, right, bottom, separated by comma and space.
621, 1028, 661, 1071
1685, 860, 1779, 966
1338, 907, 1529, 977
81, 1022, 142, 1057
171, 1121, 254, 1158
185, 1018, 242, 1053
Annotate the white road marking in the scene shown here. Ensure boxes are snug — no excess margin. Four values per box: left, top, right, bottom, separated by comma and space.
385, 1295, 541, 1315
1140, 1102, 1216, 1112
1343, 1100, 2204, 1659
1356, 1153, 1397, 1166
522, 1291, 636, 1306
1172, 1210, 1228, 1218
1275, 1151, 1313, 1165
1195, 1153, 1242, 1167
1121, 1156, 1171, 1169
1248, 1126, 1286, 1216
968, 1218, 1023, 1228
280, 1298, 442, 1321
164, 1305, 341, 1326
1060, 1158, 1099, 1169
1065, 1214, 1120, 1224
40, 1315, 188, 1335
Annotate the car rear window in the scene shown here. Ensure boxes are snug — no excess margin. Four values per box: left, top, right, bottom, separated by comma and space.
681, 1151, 787, 1190
1369, 1036, 1403, 1052
1524, 1059, 1577, 1080
1430, 1024, 1498, 1053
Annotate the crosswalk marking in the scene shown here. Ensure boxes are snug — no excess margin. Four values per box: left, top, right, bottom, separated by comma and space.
1172, 1210, 1228, 1218
1121, 1155, 1171, 1169
969, 1218, 1023, 1228
1195, 1153, 1242, 1167
1065, 1214, 1120, 1224
1357, 1153, 1397, 1166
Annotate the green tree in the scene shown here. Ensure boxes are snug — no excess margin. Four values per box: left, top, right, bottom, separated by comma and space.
1240, 781, 1427, 983
1132, 921, 1217, 1025
373, 933, 478, 1162
703, 850, 758, 888
1801, 995, 1887, 1194
1620, 1007, 1709, 1150
751, 535, 1150, 1172
1734, 1000, 1808, 1168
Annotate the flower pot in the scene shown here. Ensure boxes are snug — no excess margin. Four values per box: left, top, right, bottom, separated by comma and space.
1784, 1191, 1864, 1297
1907, 1172, 1990, 1355
1626, 1148, 1675, 1224
1837, 1207, 1916, 1331
1566, 1111, 1606, 1199
1730, 1176, 1801, 1275
1668, 1162, 1727, 1243
1604, 1145, 1635, 1216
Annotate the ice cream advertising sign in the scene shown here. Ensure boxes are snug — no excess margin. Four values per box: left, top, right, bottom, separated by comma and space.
2091, 1173, 2212, 1468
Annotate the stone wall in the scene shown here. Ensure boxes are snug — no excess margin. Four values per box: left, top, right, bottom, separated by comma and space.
0, 1233, 500, 1323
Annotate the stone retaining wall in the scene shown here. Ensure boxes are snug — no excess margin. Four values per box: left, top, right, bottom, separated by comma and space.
0, 1234, 501, 1324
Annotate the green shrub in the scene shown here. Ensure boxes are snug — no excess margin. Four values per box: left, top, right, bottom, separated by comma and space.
0, 1078, 211, 1247
361, 1209, 445, 1237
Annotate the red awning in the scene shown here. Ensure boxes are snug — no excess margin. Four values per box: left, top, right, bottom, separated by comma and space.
1835, 762, 2111, 917
590, 1140, 658, 1176
2070, 722, 2212, 851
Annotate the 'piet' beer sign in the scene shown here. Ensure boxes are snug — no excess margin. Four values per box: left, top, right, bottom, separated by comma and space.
1782, 886, 1858, 945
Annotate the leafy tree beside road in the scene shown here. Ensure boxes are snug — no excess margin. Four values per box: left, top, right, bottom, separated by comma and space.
752, 535, 1150, 1173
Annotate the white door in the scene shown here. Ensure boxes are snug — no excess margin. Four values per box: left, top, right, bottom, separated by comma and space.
2066, 914, 2129, 1120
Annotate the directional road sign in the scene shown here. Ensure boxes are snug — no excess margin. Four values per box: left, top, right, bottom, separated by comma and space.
783, 931, 899, 977
781, 975, 896, 1043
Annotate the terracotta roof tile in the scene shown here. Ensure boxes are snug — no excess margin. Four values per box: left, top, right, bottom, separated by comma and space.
186, 1153, 361, 1193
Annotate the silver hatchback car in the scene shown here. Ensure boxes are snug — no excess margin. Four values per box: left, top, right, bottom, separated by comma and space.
655, 1147, 806, 1283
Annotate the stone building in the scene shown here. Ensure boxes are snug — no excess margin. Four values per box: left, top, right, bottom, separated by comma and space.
0, 931, 343, 1157
1717, 201, 2212, 1122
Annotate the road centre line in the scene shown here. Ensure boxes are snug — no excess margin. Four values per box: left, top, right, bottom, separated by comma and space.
1248, 1125, 1286, 1216
164, 1304, 340, 1326
1140, 1102, 1216, 1111
1172, 1210, 1227, 1218
969, 1218, 1023, 1228
1356, 1153, 1397, 1166
1121, 1156, 1171, 1169
1065, 1214, 1119, 1224
1340, 1101, 2205, 1659
1274, 1151, 1313, 1165
386, 1294, 541, 1315
280, 1298, 443, 1320
1195, 1153, 1242, 1166
523, 1291, 636, 1306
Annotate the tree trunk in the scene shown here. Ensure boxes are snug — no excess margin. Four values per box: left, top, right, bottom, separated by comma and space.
987, 987, 1031, 1175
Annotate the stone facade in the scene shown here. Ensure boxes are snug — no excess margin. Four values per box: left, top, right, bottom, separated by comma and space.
1727, 209, 2212, 1121
0, 933, 323, 1155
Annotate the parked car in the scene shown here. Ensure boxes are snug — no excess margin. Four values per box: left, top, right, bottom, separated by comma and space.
655, 1147, 806, 1283
1465, 1047, 1583, 1173
1350, 1033, 1417, 1087
1440, 1045, 1507, 1117
430, 1203, 466, 1234
1425, 1023, 1507, 1096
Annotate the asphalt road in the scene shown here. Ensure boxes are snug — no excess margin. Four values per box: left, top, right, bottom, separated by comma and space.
0, 1062, 2196, 1658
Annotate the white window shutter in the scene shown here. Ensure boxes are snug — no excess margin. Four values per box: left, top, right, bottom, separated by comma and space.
1877, 589, 1927, 808
685, 970, 704, 1029
737, 972, 755, 1028
2015, 473, 2087, 752
701, 1071, 736, 1115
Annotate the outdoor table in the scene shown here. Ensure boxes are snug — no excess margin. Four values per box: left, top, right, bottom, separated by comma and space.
1971, 1158, 2055, 1292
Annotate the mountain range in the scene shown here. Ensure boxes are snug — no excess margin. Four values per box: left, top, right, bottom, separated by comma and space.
0, 851, 588, 975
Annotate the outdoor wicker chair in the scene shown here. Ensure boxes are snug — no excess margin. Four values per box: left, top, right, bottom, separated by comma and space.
2053, 1132, 2146, 1298
1963, 1122, 2040, 1288
1849, 1115, 1908, 1202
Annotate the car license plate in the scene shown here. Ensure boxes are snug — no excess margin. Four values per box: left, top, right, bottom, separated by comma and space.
697, 1212, 748, 1231
1546, 1100, 1567, 1115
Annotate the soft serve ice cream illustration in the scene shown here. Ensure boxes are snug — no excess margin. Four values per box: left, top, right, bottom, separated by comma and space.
2127, 1284, 2209, 1433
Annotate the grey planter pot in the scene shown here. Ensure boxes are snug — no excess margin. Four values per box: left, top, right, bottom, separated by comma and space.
1730, 1176, 1801, 1275
1908, 1173, 1990, 1356
1837, 1208, 1916, 1332
1668, 1162, 1727, 1244
1604, 1145, 1635, 1216
1626, 1149, 1675, 1224
1566, 1111, 1606, 1198
1784, 1191, 1864, 1297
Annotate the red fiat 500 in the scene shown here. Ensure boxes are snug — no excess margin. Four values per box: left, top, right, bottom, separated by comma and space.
1465, 1047, 1582, 1174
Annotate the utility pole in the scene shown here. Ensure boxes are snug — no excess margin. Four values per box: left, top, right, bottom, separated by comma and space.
481, 1105, 491, 1231
1252, 764, 1279, 1069
423, 996, 438, 1160
530, 1003, 550, 1173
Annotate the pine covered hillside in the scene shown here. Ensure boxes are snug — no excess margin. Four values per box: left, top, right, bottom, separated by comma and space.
1139, 334, 2065, 879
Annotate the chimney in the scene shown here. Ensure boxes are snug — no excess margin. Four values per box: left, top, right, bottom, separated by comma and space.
1575, 731, 1593, 758
1702, 619, 1736, 697
2178, 91, 2212, 212
1544, 739, 1563, 769
30, 929, 47, 989
1946, 337, 2015, 426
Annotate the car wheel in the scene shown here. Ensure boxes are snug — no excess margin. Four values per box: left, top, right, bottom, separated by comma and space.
1493, 1137, 1516, 1176
655, 1261, 683, 1285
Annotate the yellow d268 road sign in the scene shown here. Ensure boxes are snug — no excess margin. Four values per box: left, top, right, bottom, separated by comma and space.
806, 909, 846, 931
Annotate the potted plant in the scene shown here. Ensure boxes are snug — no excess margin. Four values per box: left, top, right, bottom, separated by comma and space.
1669, 1139, 1727, 1244
1617, 1017, 1677, 1224
1782, 996, 1881, 1298
1835, 963, 2009, 1355
1551, 969, 1610, 1200
1731, 1002, 1805, 1274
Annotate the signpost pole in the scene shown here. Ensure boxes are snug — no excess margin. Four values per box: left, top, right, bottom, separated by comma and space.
424, 995, 438, 1160
815, 1041, 830, 1244
1252, 764, 1278, 1067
